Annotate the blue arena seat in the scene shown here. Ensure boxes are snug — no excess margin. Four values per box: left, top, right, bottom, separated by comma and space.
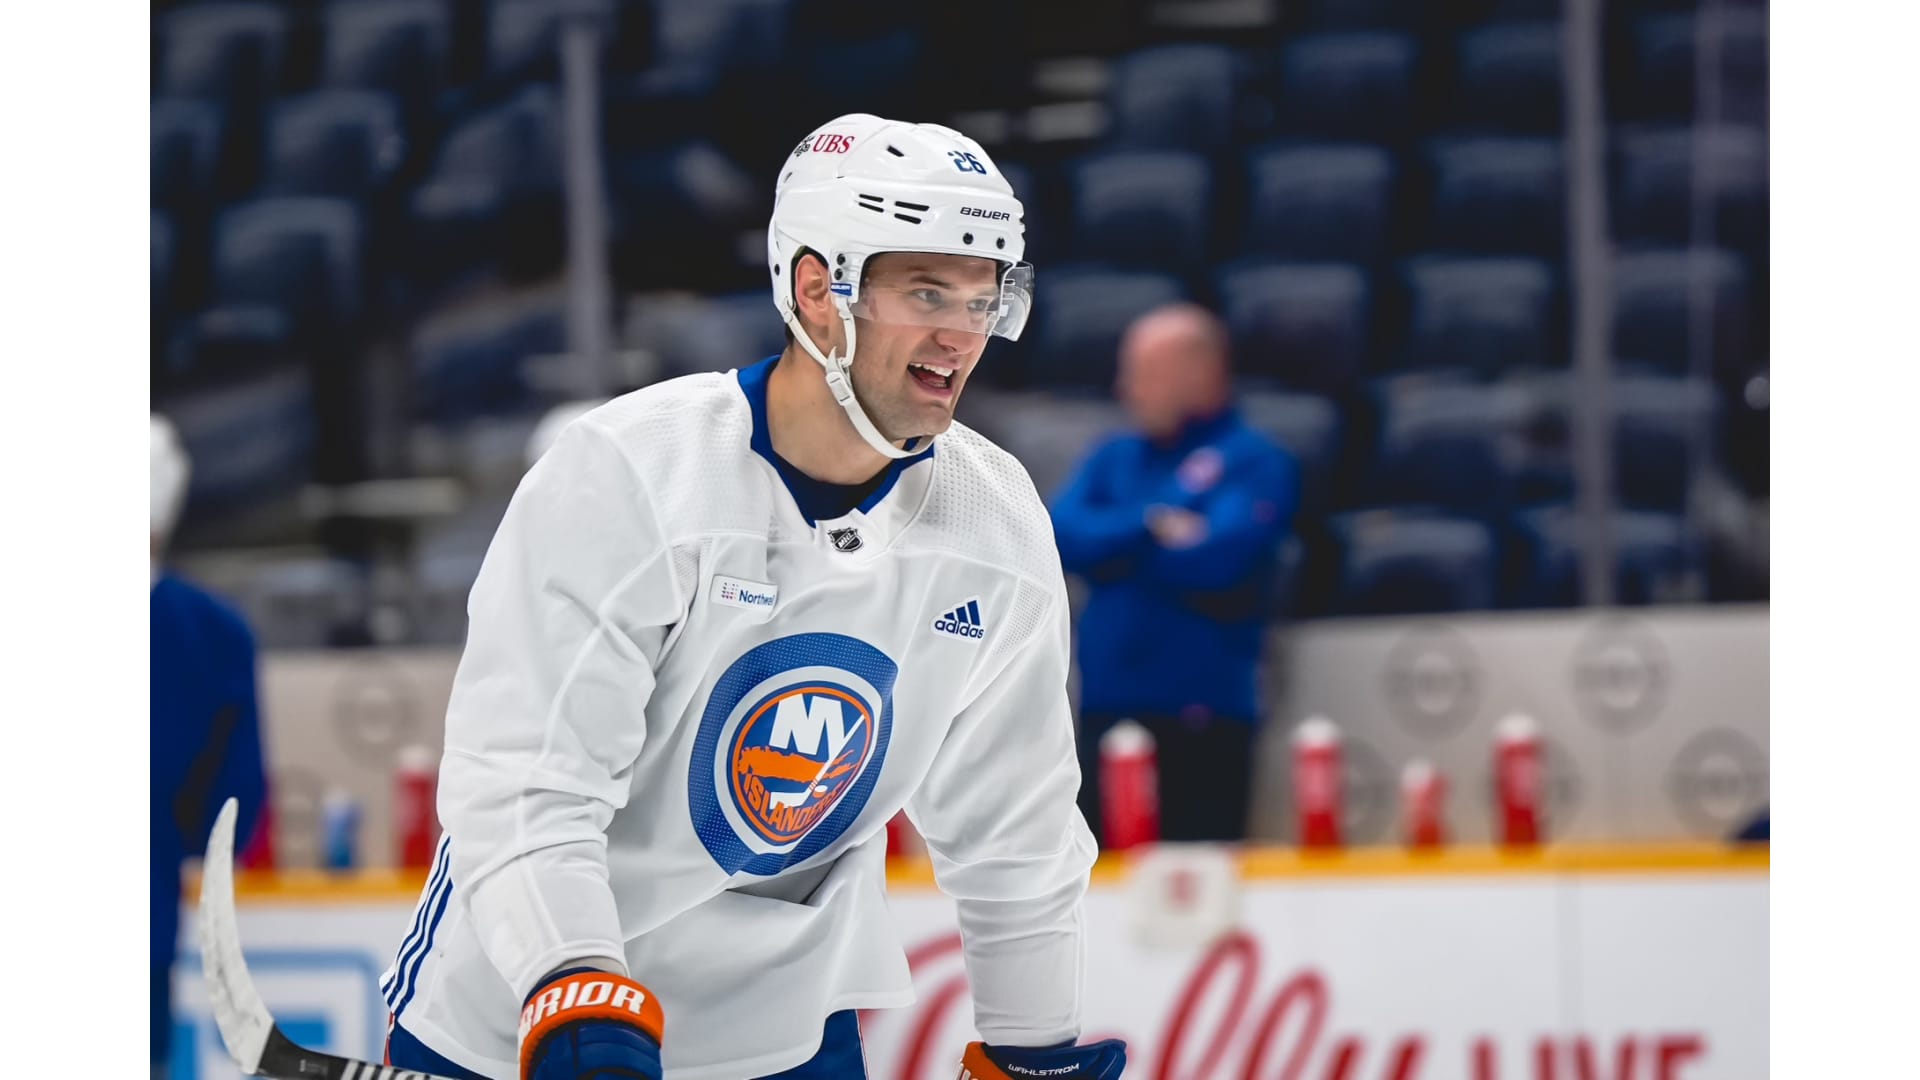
154, 213, 180, 358
185, 198, 362, 378
409, 87, 566, 284
1274, 32, 1420, 142
1611, 375, 1719, 511
1243, 143, 1396, 263
410, 291, 568, 423
488, 0, 617, 75
609, 140, 761, 292
1614, 126, 1768, 251
1511, 504, 1700, 607
1476, 371, 1724, 511
1290, 0, 1431, 29
1454, 21, 1563, 132
413, 86, 562, 213
207, 198, 363, 323
785, 27, 927, 136
1372, 381, 1530, 512
262, 91, 405, 199
320, 0, 453, 115
1629, 10, 1769, 124
1401, 255, 1560, 373
1025, 266, 1187, 389
152, 99, 226, 213
160, 368, 317, 515
1217, 259, 1372, 392
1068, 150, 1214, 275
1611, 248, 1752, 376
152, 212, 176, 303
1425, 136, 1564, 255
1331, 509, 1498, 614
1106, 45, 1242, 152
1459, 0, 1563, 17
1725, 368, 1767, 498
632, 291, 788, 379
1237, 390, 1342, 513
1613, 0, 1767, 8
643, 0, 789, 87
155, 2, 290, 102
700, 292, 790, 369
608, 0, 793, 164
1490, 370, 1580, 505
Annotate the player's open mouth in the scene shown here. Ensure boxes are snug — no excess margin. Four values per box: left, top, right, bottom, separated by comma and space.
908, 361, 954, 392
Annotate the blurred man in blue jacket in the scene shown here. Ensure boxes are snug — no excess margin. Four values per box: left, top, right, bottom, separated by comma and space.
151, 415, 269, 1079
1050, 305, 1298, 845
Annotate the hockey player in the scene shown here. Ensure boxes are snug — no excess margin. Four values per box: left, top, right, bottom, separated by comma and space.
152, 415, 269, 1079
380, 114, 1126, 1080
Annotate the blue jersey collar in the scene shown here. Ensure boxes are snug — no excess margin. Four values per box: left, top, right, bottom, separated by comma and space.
735, 355, 936, 526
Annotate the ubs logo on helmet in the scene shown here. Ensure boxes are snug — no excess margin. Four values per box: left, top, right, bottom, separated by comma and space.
810, 133, 857, 154
689, 634, 897, 876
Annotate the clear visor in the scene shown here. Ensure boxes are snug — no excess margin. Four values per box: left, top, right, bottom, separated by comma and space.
847, 262, 1033, 341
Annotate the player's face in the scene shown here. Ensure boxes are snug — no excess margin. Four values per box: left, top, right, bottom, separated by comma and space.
848, 252, 1003, 443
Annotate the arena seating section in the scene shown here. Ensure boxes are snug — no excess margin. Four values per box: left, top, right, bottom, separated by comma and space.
151, 0, 1769, 645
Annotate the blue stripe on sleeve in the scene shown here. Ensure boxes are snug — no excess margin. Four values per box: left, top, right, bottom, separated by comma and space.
381, 837, 450, 1003
393, 864, 456, 1019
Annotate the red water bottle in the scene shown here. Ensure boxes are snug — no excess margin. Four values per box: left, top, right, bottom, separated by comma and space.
1292, 716, 1343, 849
395, 744, 440, 869
1400, 759, 1447, 850
1100, 720, 1160, 851
1494, 714, 1543, 847
239, 798, 276, 871
885, 811, 925, 859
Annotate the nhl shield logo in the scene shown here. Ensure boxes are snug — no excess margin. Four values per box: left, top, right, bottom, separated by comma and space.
689, 633, 897, 875
827, 527, 863, 552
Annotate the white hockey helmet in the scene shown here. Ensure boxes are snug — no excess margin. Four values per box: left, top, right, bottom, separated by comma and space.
768, 113, 1032, 458
152, 413, 191, 540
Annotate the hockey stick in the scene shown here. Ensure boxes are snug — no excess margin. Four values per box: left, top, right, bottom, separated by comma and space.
198, 797, 461, 1080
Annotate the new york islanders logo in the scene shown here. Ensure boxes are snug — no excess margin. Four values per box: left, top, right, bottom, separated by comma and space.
728, 683, 874, 844
689, 633, 897, 876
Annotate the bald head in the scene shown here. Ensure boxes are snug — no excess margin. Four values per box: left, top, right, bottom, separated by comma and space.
1116, 303, 1232, 439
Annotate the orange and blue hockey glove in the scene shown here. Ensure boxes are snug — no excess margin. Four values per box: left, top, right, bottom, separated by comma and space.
519, 968, 665, 1080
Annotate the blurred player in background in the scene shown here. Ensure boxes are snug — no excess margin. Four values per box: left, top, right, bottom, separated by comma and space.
1051, 305, 1299, 845
379, 115, 1125, 1080
150, 415, 269, 1080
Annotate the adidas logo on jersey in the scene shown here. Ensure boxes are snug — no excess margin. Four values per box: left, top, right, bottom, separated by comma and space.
932, 599, 987, 640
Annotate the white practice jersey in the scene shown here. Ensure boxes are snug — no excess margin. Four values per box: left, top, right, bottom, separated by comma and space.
380, 357, 1097, 1079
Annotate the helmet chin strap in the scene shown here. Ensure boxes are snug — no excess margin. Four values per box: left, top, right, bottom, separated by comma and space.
781, 300, 932, 462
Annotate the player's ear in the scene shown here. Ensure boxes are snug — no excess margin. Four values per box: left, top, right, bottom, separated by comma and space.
792, 251, 836, 342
